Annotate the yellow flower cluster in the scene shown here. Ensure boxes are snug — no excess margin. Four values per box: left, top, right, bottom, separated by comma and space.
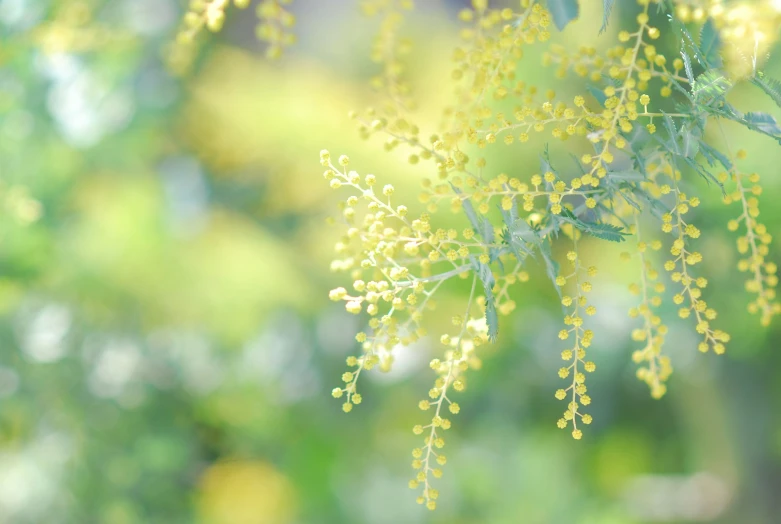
169, 0, 294, 74
410, 312, 487, 510
335, 0, 762, 441
321, 150, 439, 409
352, 0, 417, 159
154, 0, 781, 511
554, 246, 597, 438
169, 0, 249, 74
321, 144, 537, 407
256, 0, 296, 59
362, 0, 414, 105
353, 0, 558, 183
421, 168, 602, 223
661, 168, 729, 354
723, 151, 780, 326
444, 0, 554, 151
313, 0, 781, 509
624, 220, 671, 399
547, 43, 688, 101
546, 0, 679, 183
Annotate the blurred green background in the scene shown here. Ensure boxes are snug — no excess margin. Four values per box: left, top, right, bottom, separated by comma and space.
2, 0, 781, 522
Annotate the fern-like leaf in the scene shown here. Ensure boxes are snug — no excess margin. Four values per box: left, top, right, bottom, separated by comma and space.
600, 0, 615, 33
470, 257, 499, 342
751, 72, 781, 111
583, 222, 628, 243
698, 18, 722, 68
744, 112, 781, 135
693, 70, 731, 105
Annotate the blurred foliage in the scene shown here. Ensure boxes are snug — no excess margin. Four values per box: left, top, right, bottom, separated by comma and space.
0, 0, 780, 523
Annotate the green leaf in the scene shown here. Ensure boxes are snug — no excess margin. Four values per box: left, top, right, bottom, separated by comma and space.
558, 206, 579, 222
558, 207, 628, 242
661, 113, 680, 155
681, 155, 725, 194
744, 112, 781, 135
681, 128, 700, 159
501, 227, 529, 262
699, 18, 722, 67
698, 139, 732, 170
470, 257, 498, 342
681, 51, 695, 85
471, 258, 495, 292
515, 213, 562, 299
692, 70, 731, 105
653, 116, 726, 192
710, 103, 781, 142
600, 0, 615, 33
751, 72, 781, 111
507, 217, 540, 245
671, 16, 706, 68
539, 237, 562, 300
547, 0, 579, 31
500, 210, 574, 304
583, 222, 628, 243
617, 188, 643, 213
501, 222, 535, 260
485, 299, 499, 342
